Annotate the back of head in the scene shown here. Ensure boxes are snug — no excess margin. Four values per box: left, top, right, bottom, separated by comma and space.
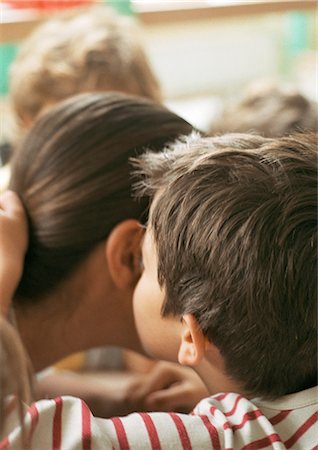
136, 131, 317, 398
10, 7, 161, 129
10, 92, 193, 303
210, 80, 318, 137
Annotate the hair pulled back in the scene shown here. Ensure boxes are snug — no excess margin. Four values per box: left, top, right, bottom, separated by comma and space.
10, 92, 194, 303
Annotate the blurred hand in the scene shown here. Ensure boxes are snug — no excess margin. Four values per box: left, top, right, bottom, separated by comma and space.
125, 361, 209, 413
0, 191, 28, 314
36, 370, 144, 418
36, 362, 209, 417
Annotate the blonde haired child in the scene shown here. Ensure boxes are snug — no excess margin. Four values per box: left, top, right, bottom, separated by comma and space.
9, 6, 161, 131
0, 6, 161, 192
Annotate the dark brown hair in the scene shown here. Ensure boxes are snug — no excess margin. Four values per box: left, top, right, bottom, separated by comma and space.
9, 92, 194, 303
135, 132, 317, 398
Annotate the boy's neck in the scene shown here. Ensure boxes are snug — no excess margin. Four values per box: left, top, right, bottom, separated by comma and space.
195, 358, 242, 397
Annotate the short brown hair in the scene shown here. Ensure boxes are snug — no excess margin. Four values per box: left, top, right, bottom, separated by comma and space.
10, 7, 161, 125
135, 132, 317, 398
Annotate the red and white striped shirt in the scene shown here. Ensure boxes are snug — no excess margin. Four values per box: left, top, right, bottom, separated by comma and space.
1, 386, 317, 449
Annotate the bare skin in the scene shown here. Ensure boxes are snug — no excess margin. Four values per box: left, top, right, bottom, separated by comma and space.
15, 221, 145, 372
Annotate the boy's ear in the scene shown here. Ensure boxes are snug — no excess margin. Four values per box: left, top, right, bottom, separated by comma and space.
178, 313, 208, 367
105, 219, 144, 290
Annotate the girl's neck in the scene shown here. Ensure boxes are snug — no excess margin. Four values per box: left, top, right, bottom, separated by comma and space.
14, 296, 77, 372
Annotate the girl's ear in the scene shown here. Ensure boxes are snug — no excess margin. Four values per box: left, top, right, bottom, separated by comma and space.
19, 111, 34, 129
105, 219, 144, 290
178, 313, 209, 367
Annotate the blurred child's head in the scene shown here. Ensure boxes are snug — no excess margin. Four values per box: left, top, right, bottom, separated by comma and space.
10, 7, 161, 131
209, 80, 318, 137
134, 132, 317, 399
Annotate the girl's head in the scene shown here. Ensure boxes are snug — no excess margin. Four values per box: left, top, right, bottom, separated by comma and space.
10, 92, 194, 305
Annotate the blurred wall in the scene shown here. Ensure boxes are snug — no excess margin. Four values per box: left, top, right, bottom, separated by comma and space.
139, 11, 316, 100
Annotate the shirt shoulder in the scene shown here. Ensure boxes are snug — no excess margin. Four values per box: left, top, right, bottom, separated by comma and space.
1, 396, 114, 450
2, 391, 317, 450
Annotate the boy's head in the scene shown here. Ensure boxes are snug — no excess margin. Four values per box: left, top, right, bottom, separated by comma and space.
209, 80, 318, 137
134, 132, 317, 399
10, 7, 161, 130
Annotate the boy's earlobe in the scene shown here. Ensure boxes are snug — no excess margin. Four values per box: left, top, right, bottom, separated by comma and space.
105, 219, 144, 290
178, 314, 206, 367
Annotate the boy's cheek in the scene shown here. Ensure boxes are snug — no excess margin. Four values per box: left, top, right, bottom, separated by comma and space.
132, 281, 181, 362
134, 309, 181, 361
149, 318, 182, 362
